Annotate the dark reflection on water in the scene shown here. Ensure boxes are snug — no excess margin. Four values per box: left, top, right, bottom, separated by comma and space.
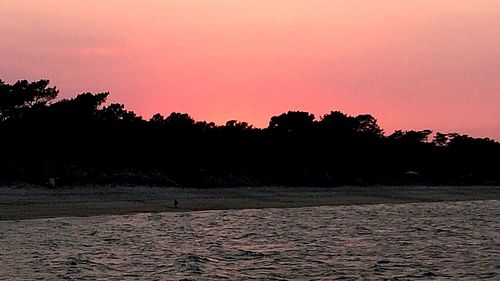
1, 200, 499, 280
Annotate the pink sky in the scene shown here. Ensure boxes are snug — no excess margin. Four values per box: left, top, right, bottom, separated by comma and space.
1, 1, 500, 139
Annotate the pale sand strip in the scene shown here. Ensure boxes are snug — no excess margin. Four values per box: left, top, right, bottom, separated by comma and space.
0, 185, 499, 220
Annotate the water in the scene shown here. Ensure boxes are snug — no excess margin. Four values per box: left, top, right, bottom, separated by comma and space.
1, 201, 499, 280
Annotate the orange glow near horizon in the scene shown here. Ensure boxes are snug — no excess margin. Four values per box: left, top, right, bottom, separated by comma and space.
1, 1, 500, 139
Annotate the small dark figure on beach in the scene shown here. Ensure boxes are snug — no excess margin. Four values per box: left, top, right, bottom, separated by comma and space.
173, 199, 179, 208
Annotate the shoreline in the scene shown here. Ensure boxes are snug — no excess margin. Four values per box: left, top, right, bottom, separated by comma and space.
1, 185, 499, 221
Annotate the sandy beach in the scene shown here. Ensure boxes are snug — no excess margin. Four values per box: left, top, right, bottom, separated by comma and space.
0, 185, 499, 220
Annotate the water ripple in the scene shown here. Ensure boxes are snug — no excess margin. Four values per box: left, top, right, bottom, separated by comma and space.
1, 200, 499, 280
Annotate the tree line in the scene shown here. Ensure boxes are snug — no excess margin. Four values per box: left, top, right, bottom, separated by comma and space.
1, 79, 499, 187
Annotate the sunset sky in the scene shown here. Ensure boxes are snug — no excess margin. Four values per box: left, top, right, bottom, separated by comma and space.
1, 1, 499, 139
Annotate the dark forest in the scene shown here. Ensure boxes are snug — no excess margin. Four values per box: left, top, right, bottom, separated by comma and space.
1, 79, 499, 187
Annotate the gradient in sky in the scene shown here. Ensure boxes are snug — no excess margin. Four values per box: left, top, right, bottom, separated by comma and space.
1, 1, 499, 139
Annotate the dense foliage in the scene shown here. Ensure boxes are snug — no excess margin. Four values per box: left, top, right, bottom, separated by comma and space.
1, 79, 499, 186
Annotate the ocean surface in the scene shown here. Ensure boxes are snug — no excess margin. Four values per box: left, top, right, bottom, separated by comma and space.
1, 200, 499, 280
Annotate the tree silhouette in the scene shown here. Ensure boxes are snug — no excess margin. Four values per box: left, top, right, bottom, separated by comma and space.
355, 114, 383, 138
101, 103, 141, 122
268, 111, 315, 137
388, 130, 433, 145
164, 112, 195, 128
0, 78, 499, 186
317, 111, 383, 140
150, 113, 165, 124
0, 79, 58, 121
